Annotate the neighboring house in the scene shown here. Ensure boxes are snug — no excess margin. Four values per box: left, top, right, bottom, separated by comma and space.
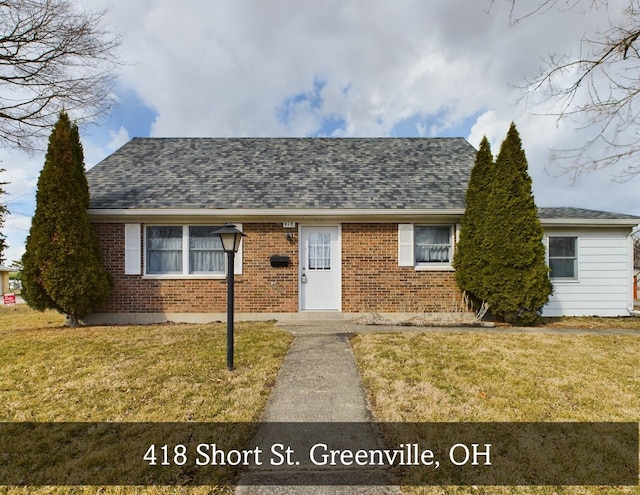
0, 266, 15, 296
85, 138, 639, 324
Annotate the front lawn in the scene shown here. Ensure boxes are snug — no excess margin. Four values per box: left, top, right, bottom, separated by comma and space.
0, 305, 292, 494
352, 331, 640, 494
540, 316, 640, 330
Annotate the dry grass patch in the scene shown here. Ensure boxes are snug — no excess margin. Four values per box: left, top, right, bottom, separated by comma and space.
539, 316, 640, 330
0, 305, 292, 494
352, 331, 640, 494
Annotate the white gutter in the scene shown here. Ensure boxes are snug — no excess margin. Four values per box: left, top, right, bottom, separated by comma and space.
540, 218, 640, 228
87, 208, 466, 223
89, 208, 640, 227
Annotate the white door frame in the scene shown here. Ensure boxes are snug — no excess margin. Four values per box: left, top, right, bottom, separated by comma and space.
298, 224, 342, 311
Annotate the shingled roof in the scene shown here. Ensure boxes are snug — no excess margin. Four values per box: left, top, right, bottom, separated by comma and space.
87, 137, 476, 210
538, 207, 640, 221
537, 207, 640, 226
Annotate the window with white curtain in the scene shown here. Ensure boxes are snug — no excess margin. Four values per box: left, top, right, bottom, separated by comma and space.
414, 226, 452, 264
308, 232, 332, 270
145, 226, 225, 275
146, 226, 183, 274
189, 226, 225, 273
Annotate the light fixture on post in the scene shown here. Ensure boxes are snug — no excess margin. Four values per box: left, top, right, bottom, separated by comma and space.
213, 223, 246, 371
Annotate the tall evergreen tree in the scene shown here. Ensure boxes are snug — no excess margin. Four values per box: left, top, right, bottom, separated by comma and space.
453, 136, 494, 308
22, 112, 112, 326
481, 123, 552, 324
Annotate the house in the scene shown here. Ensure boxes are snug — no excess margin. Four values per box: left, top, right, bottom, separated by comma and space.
0, 266, 16, 297
85, 138, 639, 324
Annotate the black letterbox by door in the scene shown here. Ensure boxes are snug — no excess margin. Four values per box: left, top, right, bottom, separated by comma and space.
270, 255, 290, 267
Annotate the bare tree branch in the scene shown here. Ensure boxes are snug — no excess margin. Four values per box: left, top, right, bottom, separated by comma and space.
501, 1, 640, 178
0, 0, 120, 152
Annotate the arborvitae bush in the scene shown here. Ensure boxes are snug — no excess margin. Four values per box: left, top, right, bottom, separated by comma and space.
480, 123, 552, 324
453, 136, 494, 309
22, 112, 112, 326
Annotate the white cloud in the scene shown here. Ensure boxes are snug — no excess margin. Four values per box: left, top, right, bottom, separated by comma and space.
107, 126, 130, 152
3, 0, 640, 262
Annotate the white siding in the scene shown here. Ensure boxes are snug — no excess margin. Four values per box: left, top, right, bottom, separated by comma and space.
542, 228, 634, 317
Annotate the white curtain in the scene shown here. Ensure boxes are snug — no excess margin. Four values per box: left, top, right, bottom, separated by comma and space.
147, 226, 183, 273
309, 232, 331, 270
189, 227, 224, 273
415, 227, 450, 263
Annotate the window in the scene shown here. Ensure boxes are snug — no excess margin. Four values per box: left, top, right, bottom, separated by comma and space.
147, 226, 183, 274
548, 236, 577, 279
415, 226, 452, 265
308, 232, 331, 270
145, 226, 225, 276
189, 226, 225, 273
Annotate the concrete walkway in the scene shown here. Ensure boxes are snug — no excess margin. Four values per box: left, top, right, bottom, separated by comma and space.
235, 325, 400, 494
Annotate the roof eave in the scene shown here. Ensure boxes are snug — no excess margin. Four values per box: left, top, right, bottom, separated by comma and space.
540, 218, 640, 228
87, 208, 466, 224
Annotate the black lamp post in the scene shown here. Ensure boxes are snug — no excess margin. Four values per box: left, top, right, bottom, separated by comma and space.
213, 223, 246, 371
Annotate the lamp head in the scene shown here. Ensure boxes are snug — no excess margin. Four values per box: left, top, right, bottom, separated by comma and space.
213, 223, 246, 253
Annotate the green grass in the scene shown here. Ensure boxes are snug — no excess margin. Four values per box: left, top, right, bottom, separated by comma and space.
352, 331, 640, 494
0, 305, 293, 494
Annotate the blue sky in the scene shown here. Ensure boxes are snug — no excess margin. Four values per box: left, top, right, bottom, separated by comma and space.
2, 0, 639, 265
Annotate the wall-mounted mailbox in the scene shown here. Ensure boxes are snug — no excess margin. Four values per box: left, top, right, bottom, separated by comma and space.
270, 255, 291, 267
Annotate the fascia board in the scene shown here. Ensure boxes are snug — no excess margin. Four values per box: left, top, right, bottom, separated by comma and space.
87, 208, 465, 223
540, 218, 640, 228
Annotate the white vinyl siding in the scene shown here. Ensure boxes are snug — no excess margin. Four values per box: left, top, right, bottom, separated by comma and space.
542, 228, 633, 317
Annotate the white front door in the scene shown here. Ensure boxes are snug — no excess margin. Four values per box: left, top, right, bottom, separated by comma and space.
300, 226, 341, 311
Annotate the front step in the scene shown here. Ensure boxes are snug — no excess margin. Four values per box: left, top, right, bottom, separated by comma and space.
276, 312, 348, 326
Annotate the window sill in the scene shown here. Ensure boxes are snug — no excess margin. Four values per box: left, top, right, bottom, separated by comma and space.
142, 274, 226, 280
550, 277, 579, 283
415, 264, 455, 272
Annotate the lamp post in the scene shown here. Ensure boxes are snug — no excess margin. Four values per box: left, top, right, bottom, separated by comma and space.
213, 223, 246, 371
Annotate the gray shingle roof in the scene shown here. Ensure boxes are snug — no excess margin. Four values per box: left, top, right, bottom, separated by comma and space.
87, 137, 476, 210
538, 207, 640, 221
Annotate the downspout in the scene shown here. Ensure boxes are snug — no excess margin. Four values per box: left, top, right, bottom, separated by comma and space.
628, 232, 639, 316
628, 229, 640, 317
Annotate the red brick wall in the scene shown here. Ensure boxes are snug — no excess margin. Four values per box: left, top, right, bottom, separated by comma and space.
341, 224, 461, 313
94, 222, 460, 315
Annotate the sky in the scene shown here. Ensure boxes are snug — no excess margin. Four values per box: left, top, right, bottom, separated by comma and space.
2, 0, 639, 265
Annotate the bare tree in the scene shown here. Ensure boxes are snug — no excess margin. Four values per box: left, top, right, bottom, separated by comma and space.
498, 0, 640, 179
0, 0, 120, 151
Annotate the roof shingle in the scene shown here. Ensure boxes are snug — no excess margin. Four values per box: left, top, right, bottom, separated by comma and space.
538, 207, 640, 221
87, 137, 476, 210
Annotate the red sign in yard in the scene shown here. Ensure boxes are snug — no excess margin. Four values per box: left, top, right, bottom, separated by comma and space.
3, 293, 16, 305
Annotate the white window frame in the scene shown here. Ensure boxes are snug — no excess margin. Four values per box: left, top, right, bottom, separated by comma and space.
398, 224, 455, 271
547, 235, 579, 282
143, 224, 243, 279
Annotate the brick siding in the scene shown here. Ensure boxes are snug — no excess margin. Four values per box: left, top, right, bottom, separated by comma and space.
94, 222, 461, 315
341, 223, 462, 313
